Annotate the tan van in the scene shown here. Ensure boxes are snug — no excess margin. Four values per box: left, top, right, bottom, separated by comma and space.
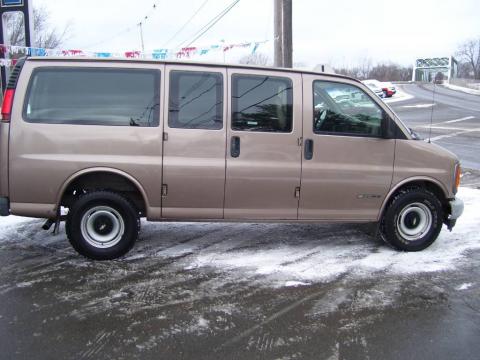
0, 57, 463, 259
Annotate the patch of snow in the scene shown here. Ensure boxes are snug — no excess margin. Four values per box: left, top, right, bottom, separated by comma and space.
0, 215, 35, 229
176, 315, 211, 335
2, 188, 479, 291
185, 187, 480, 285
0, 215, 43, 245
17, 281, 34, 288
124, 253, 148, 261
383, 86, 414, 103
455, 283, 473, 291
284, 281, 310, 287
402, 103, 435, 108
443, 83, 480, 96
196, 316, 210, 328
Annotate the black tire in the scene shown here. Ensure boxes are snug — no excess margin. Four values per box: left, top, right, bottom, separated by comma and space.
66, 191, 139, 260
381, 187, 443, 251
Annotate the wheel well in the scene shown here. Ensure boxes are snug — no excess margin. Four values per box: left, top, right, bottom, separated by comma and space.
382, 180, 449, 219
61, 172, 146, 216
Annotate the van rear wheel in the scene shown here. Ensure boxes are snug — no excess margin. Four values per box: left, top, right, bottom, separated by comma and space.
381, 188, 443, 251
66, 191, 139, 260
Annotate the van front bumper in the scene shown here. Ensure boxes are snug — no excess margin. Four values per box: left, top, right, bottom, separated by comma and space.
445, 197, 464, 230
0, 197, 9, 216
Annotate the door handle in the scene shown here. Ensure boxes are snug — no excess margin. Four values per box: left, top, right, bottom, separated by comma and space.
231, 136, 240, 158
304, 139, 314, 160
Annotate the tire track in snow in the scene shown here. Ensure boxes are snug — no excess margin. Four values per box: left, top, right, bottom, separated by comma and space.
217, 276, 346, 350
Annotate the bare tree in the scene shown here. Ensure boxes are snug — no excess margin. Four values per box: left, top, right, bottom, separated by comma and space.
457, 61, 474, 78
334, 66, 360, 78
456, 38, 480, 80
4, 6, 70, 48
357, 57, 373, 80
238, 53, 271, 66
335, 61, 412, 81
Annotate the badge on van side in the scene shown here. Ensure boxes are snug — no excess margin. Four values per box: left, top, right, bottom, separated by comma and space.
357, 194, 381, 199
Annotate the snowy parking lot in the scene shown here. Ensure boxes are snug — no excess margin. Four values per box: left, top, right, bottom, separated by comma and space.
0, 186, 479, 359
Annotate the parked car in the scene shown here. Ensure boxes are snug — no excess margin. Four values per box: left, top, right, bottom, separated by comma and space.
361, 80, 384, 98
0, 57, 463, 259
363, 79, 396, 98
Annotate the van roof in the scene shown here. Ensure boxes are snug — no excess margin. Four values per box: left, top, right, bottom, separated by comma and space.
26, 56, 360, 83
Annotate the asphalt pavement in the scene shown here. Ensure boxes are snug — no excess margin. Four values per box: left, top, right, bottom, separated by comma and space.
387, 83, 480, 169
1, 202, 480, 360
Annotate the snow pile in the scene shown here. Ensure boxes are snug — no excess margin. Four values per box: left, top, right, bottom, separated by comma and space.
443, 83, 480, 96
185, 187, 480, 283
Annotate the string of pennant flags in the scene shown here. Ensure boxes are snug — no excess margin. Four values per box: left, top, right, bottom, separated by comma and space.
0, 40, 268, 67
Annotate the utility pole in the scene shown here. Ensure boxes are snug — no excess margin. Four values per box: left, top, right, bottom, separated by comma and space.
274, 0, 283, 67
282, 0, 292, 68
273, 0, 292, 68
138, 22, 145, 56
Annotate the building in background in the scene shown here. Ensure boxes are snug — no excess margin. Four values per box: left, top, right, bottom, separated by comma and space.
412, 56, 458, 82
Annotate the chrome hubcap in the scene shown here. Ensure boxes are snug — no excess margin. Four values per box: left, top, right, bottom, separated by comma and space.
80, 206, 124, 248
397, 202, 432, 241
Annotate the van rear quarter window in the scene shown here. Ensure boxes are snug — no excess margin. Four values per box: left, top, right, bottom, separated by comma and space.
23, 67, 160, 127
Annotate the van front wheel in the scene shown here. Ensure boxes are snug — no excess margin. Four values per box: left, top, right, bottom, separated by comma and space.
381, 188, 443, 251
66, 191, 139, 260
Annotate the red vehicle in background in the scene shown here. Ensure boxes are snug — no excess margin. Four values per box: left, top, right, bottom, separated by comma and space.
363, 79, 396, 98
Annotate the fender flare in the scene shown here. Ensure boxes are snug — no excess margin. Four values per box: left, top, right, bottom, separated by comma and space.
377, 176, 449, 222
56, 167, 150, 211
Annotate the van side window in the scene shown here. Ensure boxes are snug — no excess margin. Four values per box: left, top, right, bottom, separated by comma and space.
24, 68, 160, 127
168, 71, 223, 130
232, 74, 293, 132
313, 81, 383, 137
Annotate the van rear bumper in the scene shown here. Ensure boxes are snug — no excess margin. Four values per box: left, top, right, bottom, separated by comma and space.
445, 197, 464, 230
0, 197, 9, 216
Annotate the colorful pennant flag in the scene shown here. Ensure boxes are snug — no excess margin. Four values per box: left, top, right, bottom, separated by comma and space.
0, 40, 268, 67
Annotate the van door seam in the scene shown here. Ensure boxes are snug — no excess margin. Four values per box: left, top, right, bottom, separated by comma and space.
297, 73, 305, 220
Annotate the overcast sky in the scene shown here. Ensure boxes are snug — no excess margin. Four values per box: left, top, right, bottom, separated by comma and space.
34, 0, 479, 68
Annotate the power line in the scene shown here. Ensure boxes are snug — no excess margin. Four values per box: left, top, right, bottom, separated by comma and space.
184, 0, 240, 47
82, 27, 134, 50
82, 1, 160, 50
138, 2, 159, 26
176, 0, 241, 49
162, 0, 210, 47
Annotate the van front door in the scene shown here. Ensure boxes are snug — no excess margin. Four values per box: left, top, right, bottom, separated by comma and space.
299, 75, 395, 220
162, 65, 227, 219
224, 69, 302, 219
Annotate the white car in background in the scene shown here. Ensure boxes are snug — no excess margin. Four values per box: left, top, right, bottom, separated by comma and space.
362, 80, 385, 98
